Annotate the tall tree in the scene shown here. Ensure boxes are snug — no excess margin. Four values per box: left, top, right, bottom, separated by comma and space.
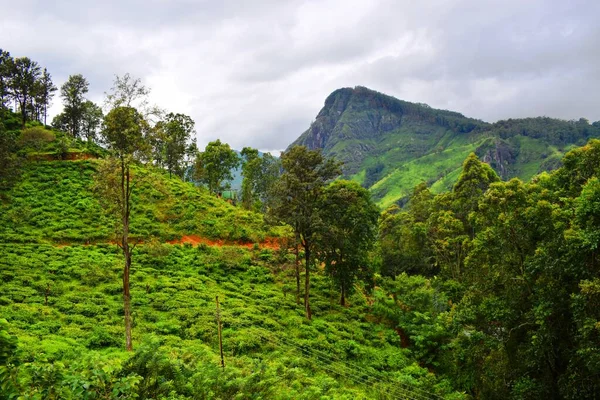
34, 68, 57, 125
96, 106, 149, 351
240, 147, 260, 209
60, 74, 89, 138
104, 73, 161, 122
0, 119, 21, 192
319, 180, 379, 305
194, 139, 240, 194
80, 100, 103, 143
8, 57, 41, 127
154, 112, 196, 178
270, 146, 341, 319
240, 148, 281, 211
452, 152, 499, 234
0, 49, 13, 110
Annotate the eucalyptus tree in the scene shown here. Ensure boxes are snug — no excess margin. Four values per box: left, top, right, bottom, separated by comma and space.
96, 106, 150, 351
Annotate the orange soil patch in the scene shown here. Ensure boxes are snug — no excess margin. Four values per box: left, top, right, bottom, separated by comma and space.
29, 152, 98, 161
167, 235, 282, 250
53, 235, 282, 250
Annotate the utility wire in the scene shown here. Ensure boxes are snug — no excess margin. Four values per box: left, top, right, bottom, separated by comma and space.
238, 323, 423, 400
228, 316, 443, 400
226, 317, 443, 400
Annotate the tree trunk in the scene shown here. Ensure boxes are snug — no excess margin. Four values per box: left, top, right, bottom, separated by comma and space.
20, 98, 27, 128
295, 233, 301, 305
304, 243, 312, 320
122, 159, 133, 351
340, 281, 345, 306
123, 247, 132, 351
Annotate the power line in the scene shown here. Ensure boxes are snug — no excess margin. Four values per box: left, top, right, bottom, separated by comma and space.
239, 323, 422, 400
226, 317, 444, 400
229, 317, 443, 400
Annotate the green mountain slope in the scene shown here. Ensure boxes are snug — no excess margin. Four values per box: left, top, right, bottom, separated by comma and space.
0, 159, 462, 398
290, 86, 600, 208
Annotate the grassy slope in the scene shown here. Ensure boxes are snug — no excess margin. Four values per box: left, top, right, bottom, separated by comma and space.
369, 137, 482, 209
0, 160, 278, 244
0, 160, 461, 399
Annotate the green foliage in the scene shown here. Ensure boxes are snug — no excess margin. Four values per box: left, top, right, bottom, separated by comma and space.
0, 160, 273, 244
102, 106, 150, 159
375, 140, 600, 398
18, 126, 56, 150
60, 74, 90, 138
319, 180, 379, 305
0, 119, 22, 192
269, 145, 342, 319
240, 147, 280, 211
153, 113, 196, 179
0, 241, 460, 399
292, 86, 600, 207
194, 139, 240, 194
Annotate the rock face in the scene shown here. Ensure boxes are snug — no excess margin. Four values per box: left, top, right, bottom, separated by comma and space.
288, 86, 600, 207
290, 86, 485, 175
476, 138, 516, 180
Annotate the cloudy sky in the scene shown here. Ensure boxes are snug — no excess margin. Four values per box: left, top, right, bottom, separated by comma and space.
2, 0, 599, 152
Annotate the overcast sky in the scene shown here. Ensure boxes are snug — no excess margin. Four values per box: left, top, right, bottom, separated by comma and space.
2, 0, 599, 152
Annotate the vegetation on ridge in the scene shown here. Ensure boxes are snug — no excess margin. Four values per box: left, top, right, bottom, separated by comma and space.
291, 86, 600, 207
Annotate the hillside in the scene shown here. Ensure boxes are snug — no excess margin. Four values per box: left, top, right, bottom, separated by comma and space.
0, 160, 276, 245
0, 159, 462, 399
290, 86, 600, 207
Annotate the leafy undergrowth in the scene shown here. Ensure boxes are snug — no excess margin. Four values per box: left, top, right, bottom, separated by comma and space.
0, 160, 282, 244
0, 243, 462, 399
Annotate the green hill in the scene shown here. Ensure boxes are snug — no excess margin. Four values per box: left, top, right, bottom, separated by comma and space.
0, 160, 275, 245
0, 158, 461, 399
290, 86, 600, 208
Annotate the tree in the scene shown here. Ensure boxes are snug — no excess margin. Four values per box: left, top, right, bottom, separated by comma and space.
240, 147, 280, 211
80, 100, 103, 143
34, 68, 57, 125
194, 139, 239, 194
0, 119, 21, 192
104, 73, 161, 121
452, 152, 499, 234
154, 113, 196, 178
60, 74, 89, 138
0, 49, 13, 110
240, 147, 260, 209
270, 146, 341, 319
96, 106, 149, 351
8, 57, 41, 127
378, 183, 436, 277
319, 180, 379, 305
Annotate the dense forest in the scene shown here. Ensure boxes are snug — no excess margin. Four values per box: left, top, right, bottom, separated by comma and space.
1, 49, 600, 399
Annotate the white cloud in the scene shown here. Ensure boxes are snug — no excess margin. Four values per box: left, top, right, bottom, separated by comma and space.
1, 0, 599, 151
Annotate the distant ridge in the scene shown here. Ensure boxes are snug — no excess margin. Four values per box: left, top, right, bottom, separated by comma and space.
290, 86, 600, 207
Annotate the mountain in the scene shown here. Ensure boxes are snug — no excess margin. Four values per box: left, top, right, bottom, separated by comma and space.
290, 86, 600, 207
